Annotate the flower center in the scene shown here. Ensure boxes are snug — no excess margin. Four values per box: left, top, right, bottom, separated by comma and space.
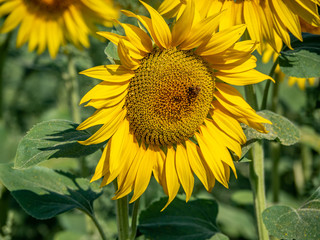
24, 0, 75, 13
125, 48, 215, 146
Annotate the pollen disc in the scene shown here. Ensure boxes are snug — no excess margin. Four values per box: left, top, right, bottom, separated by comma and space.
125, 48, 215, 146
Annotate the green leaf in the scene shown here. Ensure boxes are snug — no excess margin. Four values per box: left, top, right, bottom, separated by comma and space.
263, 187, 320, 240
0, 163, 102, 219
241, 110, 300, 157
14, 120, 104, 169
208, 233, 229, 240
279, 33, 320, 78
138, 197, 223, 240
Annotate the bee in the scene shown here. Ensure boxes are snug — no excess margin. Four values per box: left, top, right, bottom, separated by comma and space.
187, 85, 201, 103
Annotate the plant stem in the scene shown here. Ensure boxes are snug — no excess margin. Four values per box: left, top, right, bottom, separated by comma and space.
245, 85, 269, 240
250, 141, 269, 240
0, 32, 12, 120
80, 209, 107, 240
130, 198, 140, 240
114, 181, 130, 240
245, 85, 258, 110
261, 58, 278, 110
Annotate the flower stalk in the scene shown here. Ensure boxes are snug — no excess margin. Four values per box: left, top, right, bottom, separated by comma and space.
114, 181, 130, 240
245, 85, 269, 240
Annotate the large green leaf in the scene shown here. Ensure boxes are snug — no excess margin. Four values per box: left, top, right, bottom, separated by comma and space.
279, 33, 320, 78
138, 197, 226, 240
0, 163, 102, 219
14, 120, 104, 169
242, 110, 300, 157
263, 187, 320, 240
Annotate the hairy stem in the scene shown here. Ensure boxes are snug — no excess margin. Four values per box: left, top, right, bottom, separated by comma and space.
114, 181, 130, 240
250, 141, 269, 240
79, 209, 107, 240
130, 198, 140, 240
245, 85, 269, 240
261, 57, 278, 110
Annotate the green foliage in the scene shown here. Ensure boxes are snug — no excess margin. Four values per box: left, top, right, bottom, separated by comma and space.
14, 120, 104, 169
263, 187, 320, 240
0, 163, 102, 219
242, 110, 300, 157
138, 197, 227, 240
279, 33, 320, 78
245, 110, 300, 145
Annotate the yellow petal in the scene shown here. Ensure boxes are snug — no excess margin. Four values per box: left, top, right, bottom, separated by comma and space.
215, 69, 273, 86
243, 1, 263, 53
161, 146, 180, 211
176, 144, 194, 202
140, 1, 172, 49
114, 143, 147, 199
77, 100, 124, 130
130, 146, 157, 203
0, 4, 24, 33
152, 146, 166, 186
272, 0, 302, 41
80, 65, 134, 82
211, 107, 246, 145
185, 140, 210, 191
97, 31, 145, 60
118, 39, 140, 70
116, 21, 153, 53
80, 81, 129, 104
91, 141, 111, 182
78, 109, 126, 145
196, 24, 246, 56
171, 0, 195, 47
108, 119, 130, 173
179, 12, 222, 50
195, 128, 228, 188
85, 90, 127, 109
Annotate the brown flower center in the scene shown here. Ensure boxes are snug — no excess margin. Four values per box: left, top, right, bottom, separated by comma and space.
125, 48, 215, 146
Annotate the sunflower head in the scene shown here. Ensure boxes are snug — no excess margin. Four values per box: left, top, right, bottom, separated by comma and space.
126, 48, 215, 146
78, 0, 272, 209
0, 0, 119, 58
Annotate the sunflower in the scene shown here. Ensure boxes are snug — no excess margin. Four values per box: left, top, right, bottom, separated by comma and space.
158, 0, 320, 53
78, 1, 272, 209
288, 76, 317, 90
0, 0, 119, 58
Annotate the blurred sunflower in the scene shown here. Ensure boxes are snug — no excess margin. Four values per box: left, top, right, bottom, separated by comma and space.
78, 1, 272, 209
0, 0, 119, 58
158, 0, 320, 53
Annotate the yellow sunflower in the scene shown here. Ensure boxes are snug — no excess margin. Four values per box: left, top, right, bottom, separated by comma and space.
158, 0, 320, 53
0, 0, 119, 58
78, 1, 272, 209
288, 76, 317, 90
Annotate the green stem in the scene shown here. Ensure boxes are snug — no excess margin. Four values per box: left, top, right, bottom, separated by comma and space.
114, 181, 130, 240
271, 77, 279, 112
260, 57, 278, 110
130, 198, 140, 240
250, 141, 269, 240
245, 85, 258, 110
245, 85, 269, 239
79, 209, 107, 240
0, 32, 12, 120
